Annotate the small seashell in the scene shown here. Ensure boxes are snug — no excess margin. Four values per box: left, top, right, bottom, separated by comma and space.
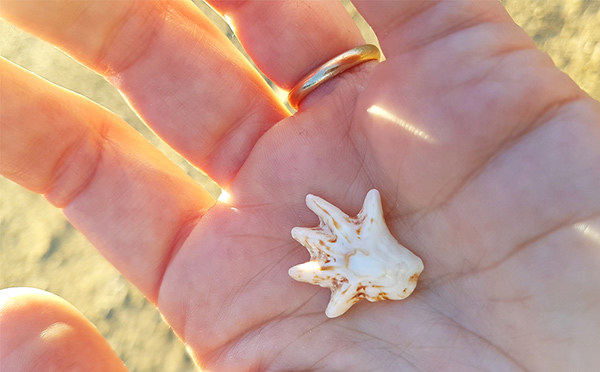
289, 189, 424, 318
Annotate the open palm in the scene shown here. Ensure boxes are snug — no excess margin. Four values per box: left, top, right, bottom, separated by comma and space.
1, 1, 599, 371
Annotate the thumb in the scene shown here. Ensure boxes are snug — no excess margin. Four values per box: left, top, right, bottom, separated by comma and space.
0, 288, 128, 372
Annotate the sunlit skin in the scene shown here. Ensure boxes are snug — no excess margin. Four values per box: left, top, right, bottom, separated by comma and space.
1, 1, 600, 371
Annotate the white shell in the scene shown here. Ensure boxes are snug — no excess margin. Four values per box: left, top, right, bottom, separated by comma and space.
289, 189, 424, 318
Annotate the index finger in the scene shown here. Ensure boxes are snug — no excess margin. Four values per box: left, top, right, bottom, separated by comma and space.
0, 58, 215, 301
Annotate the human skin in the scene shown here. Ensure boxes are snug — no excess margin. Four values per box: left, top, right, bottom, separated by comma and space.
1, 1, 599, 371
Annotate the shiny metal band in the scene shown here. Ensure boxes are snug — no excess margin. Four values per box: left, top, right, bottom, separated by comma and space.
287, 44, 381, 110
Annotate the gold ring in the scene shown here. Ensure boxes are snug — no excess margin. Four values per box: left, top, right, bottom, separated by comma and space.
287, 44, 381, 110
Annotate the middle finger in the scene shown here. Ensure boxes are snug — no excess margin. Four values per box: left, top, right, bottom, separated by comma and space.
207, 0, 366, 89
1, 0, 289, 185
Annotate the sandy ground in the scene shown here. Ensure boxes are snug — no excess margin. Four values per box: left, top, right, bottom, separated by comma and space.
1, 1, 598, 371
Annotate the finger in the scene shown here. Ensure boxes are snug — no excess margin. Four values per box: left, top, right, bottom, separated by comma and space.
352, 0, 512, 57
207, 0, 366, 88
1, 58, 214, 301
347, 1, 600, 270
0, 0, 288, 185
347, 1, 588, 207
0, 288, 128, 372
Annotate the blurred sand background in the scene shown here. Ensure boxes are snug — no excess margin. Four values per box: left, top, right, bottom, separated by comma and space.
1, 0, 599, 371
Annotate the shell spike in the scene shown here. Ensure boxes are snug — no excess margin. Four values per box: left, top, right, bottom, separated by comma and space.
326, 286, 359, 318
358, 189, 384, 221
305, 193, 349, 232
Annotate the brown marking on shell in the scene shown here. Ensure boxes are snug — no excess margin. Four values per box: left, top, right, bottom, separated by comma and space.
352, 292, 367, 300
409, 273, 420, 284
330, 278, 341, 290
315, 204, 329, 215
332, 218, 341, 229
315, 203, 341, 229
340, 281, 351, 294
341, 233, 351, 243
351, 284, 372, 301
375, 292, 390, 301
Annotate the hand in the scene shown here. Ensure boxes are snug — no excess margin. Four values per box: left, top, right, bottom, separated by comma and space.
2, 1, 599, 371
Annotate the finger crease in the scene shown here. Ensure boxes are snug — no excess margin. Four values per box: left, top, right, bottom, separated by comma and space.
44, 119, 108, 208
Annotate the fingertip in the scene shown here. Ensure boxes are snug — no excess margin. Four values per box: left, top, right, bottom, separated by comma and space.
0, 287, 128, 372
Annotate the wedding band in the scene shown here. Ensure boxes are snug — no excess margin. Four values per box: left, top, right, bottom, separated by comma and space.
287, 44, 381, 110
